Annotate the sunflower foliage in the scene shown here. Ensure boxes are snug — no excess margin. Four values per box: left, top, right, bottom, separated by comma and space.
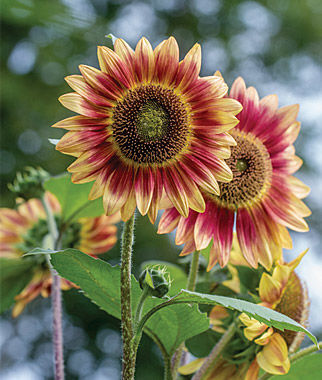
0, 34, 320, 380
0, 164, 319, 379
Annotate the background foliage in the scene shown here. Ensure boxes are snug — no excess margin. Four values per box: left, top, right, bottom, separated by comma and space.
1, 0, 321, 379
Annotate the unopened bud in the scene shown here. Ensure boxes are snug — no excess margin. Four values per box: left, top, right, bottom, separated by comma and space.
139, 265, 171, 298
8, 166, 50, 200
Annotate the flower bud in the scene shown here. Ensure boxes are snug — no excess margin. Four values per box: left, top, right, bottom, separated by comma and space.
139, 265, 171, 298
8, 166, 50, 200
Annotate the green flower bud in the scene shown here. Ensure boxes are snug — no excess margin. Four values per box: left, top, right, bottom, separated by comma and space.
139, 265, 171, 298
8, 166, 50, 200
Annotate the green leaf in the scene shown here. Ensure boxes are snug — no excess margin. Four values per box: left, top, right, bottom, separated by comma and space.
23, 247, 57, 256
50, 249, 209, 356
0, 258, 34, 313
173, 290, 318, 346
235, 265, 263, 294
44, 173, 105, 222
270, 353, 322, 379
141, 260, 187, 296
186, 329, 222, 358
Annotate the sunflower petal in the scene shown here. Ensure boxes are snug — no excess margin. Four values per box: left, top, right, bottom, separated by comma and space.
65, 75, 113, 107
134, 167, 155, 215
97, 46, 134, 87
154, 36, 179, 85
103, 167, 133, 215
259, 273, 282, 304
59, 93, 110, 118
176, 43, 201, 91
158, 208, 180, 234
114, 38, 135, 72
135, 37, 155, 83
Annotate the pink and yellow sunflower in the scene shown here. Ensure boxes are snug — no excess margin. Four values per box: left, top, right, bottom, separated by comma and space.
158, 77, 310, 270
0, 192, 120, 316
53, 36, 242, 222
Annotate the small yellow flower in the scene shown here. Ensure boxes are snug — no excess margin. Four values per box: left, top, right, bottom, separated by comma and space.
256, 333, 290, 375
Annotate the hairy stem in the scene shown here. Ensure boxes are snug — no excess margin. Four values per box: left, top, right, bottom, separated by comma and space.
120, 214, 136, 380
192, 322, 236, 380
289, 341, 322, 363
186, 250, 200, 291
171, 251, 200, 378
132, 286, 151, 352
165, 355, 174, 380
171, 345, 184, 379
42, 196, 58, 248
258, 341, 322, 380
51, 272, 64, 380
134, 286, 150, 330
42, 196, 64, 380
135, 294, 181, 341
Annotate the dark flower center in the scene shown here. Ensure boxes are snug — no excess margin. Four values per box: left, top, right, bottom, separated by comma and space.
275, 272, 309, 351
111, 85, 190, 165
212, 130, 272, 209
17, 217, 82, 255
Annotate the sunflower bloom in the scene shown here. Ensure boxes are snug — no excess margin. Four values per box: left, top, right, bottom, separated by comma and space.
53, 37, 242, 222
158, 77, 310, 269
0, 192, 120, 316
180, 250, 309, 379
239, 249, 310, 377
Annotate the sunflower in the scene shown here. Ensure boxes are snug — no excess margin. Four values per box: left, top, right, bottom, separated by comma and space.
0, 192, 120, 316
179, 249, 309, 379
52, 37, 242, 223
239, 249, 309, 378
158, 77, 310, 270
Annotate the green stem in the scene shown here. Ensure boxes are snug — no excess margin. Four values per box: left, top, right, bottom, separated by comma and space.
258, 341, 322, 380
192, 322, 236, 380
134, 286, 150, 336
42, 196, 59, 249
165, 355, 174, 380
120, 214, 136, 380
187, 250, 200, 291
289, 341, 322, 363
171, 345, 184, 379
135, 294, 180, 341
148, 331, 174, 380
171, 251, 200, 378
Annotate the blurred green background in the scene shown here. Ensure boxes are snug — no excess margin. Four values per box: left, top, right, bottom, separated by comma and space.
1, 0, 322, 379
